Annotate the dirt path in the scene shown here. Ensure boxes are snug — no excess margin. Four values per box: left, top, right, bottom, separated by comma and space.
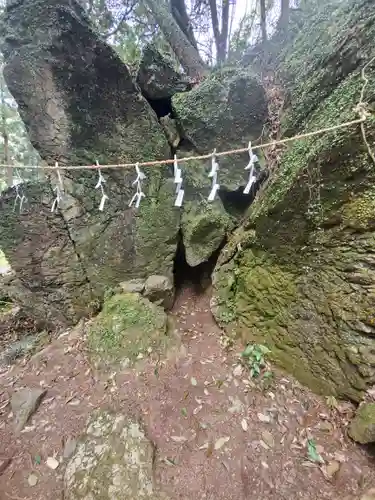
1, 287, 375, 500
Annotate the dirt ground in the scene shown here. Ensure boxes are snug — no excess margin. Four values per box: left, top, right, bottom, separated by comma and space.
1, 286, 375, 500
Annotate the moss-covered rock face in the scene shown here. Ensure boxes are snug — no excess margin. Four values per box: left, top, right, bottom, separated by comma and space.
349, 403, 375, 444
0, 182, 95, 327
136, 43, 190, 99
212, 0, 375, 401
88, 293, 170, 369
65, 411, 168, 499
0, 0, 181, 325
172, 67, 268, 190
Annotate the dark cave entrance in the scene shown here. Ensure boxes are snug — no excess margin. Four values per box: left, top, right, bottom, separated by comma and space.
147, 96, 174, 118
219, 170, 269, 217
173, 231, 226, 294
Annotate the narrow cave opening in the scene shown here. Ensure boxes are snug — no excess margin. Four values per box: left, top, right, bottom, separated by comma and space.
147, 96, 174, 119
219, 170, 269, 217
173, 231, 226, 295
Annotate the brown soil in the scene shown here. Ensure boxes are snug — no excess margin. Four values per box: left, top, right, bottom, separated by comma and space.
1, 287, 375, 500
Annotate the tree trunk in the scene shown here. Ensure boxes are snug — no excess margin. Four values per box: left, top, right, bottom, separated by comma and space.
219, 0, 230, 64
277, 0, 290, 32
260, 0, 267, 42
170, 0, 198, 51
0, 66, 11, 186
144, 0, 207, 80
209, 0, 230, 65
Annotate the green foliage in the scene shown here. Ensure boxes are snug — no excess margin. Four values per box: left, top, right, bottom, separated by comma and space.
228, 11, 258, 62
241, 343, 270, 378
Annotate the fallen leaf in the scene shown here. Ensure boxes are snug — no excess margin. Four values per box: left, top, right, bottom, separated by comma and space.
163, 457, 176, 466
233, 365, 243, 377
181, 407, 188, 418
203, 440, 214, 458
241, 419, 248, 431
261, 431, 274, 448
28, 473, 38, 486
307, 439, 324, 464
46, 456, 59, 470
214, 437, 230, 450
171, 436, 187, 443
302, 461, 318, 468
68, 399, 80, 406
257, 412, 271, 423
260, 440, 270, 450
193, 405, 202, 415
191, 377, 197, 386
333, 451, 347, 463
0, 458, 11, 475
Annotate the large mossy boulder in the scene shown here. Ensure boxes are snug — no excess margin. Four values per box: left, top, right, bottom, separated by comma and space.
212, 0, 375, 401
172, 67, 268, 190
182, 200, 233, 267
65, 411, 168, 499
0, 0, 179, 326
349, 403, 375, 444
137, 43, 190, 99
87, 293, 170, 369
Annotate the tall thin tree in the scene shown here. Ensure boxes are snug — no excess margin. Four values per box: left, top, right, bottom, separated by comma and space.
260, 0, 267, 42
143, 0, 207, 79
0, 60, 11, 186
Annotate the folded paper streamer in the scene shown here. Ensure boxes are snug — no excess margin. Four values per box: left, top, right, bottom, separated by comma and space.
244, 142, 258, 195
208, 149, 220, 202
129, 163, 146, 208
174, 154, 184, 207
95, 161, 109, 211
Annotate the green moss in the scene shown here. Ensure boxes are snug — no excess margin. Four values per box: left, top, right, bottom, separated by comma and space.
349, 403, 375, 443
181, 199, 233, 267
212, 0, 375, 402
87, 292, 170, 368
134, 171, 180, 277
341, 190, 375, 230
172, 67, 268, 190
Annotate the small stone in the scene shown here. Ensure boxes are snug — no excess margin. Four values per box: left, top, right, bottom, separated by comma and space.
28, 473, 38, 486
143, 275, 174, 310
241, 419, 248, 431
46, 456, 59, 470
325, 460, 340, 479
11, 387, 46, 434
